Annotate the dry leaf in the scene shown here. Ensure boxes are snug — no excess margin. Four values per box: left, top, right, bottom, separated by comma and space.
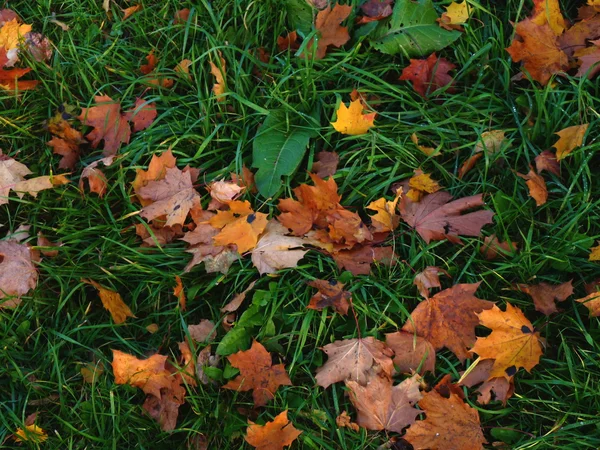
306, 4, 352, 59
0, 240, 39, 308
576, 290, 600, 316
210, 200, 268, 254
535, 150, 560, 176
480, 234, 518, 260
81, 361, 105, 383
188, 319, 216, 343
245, 410, 302, 450
307, 278, 351, 315
335, 410, 359, 432
590, 243, 600, 261
331, 99, 376, 135
209, 54, 226, 98
174, 275, 186, 310
82, 278, 135, 324
36, 232, 60, 257
124, 98, 157, 132
311, 151, 339, 178
221, 280, 257, 313
459, 359, 514, 405
514, 280, 573, 315
406, 170, 441, 202
13, 424, 47, 443
413, 266, 449, 299
410, 133, 439, 156
385, 331, 436, 375
475, 130, 507, 155
367, 187, 402, 233
517, 166, 547, 206
553, 124, 588, 160
400, 53, 456, 97
122, 4, 142, 20
80, 160, 108, 198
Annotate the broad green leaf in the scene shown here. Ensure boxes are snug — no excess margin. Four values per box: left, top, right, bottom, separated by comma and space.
287, 0, 313, 36
252, 110, 317, 198
216, 325, 252, 355
371, 0, 461, 57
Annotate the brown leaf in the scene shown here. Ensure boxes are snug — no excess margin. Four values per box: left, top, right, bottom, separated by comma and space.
401, 283, 494, 362
124, 98, 157, 132
0, 240, 39, 308
471, 303, 543, 379
404, 388, 486, 450
82, 278, 135, 324
188, 319, 216, 343
358, 0, 393, 23
475, 130, 507, 155
245, 410, 302, 450
251, 221, 309, 275
36, 232, 60, 257
277, 31, 300, 52
552, 124, 588, 160
514, 280, 573, 315
413, 266, 449, 299
0, 48, 38, 90
306, 4, 352, 59
222, 341, 292, 407
335, 411, 359, 432
385, 331, 436, 375
221, 280, 257, 313
315, 336, 394, 388
174, 8, 190, 24
311, 151, 339, 178
178, 340, 197, 386
367, 187, 402, 233
46, 113, 86, 170
458, 153, 483, 179
576, 291, 600, 317
174, 275, 186, 310
399, 188, 495, 244
78, 95, 131, 158
80, 160, 108, 197
132, 150, 177, 203
122, 4, 142, 19
399, 53, 456, 98
111, 350, 173, 398
307, 278, 351, 315
480, 234, 518, 260
139, 167, 201, 227
517, 166, 547, 206
535, 150, 560, 176
140, 51, 157, 74
459, 359, 514, 405
332, 245, 395, 276
346, 372, 422, 433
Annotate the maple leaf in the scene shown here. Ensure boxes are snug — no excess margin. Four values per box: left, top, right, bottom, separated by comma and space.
82, 279, 135, 324
531, 0, 566, 35
307, 278, 351, 315
459, 359, 515, 405
277, 31, 301, 52
552, 124, 588, 160
346, 372, 422, 433
574, 44, 600, 79
505, 18, 568, 85
80, 160, 108, 198
590, 243, 600, 261
0, 18, 31, 66
471, 303, 543, 379
222, 340, 292, 407
251, 221, 309, 274
402, 283, 494, 362
439, 1, 470, 30
480, 234, 518, 260
188, 319, 217, 343
399, 188, 495, 244
534, 150, 560, 176
315, 336, 394, 388
311, 151, 339, 178
385, 331, 436, 375
399, 53, 456, 98
245, 410, 302, 450
306, 4, 352, 59
406, 170, 441, 202
209, 54, 226, 98
209, 200, 269, 254
124, 98, 157, 132
404, 387, 486, 450
13, 425, 47, 443
332, 245, 395, 276
475, 130, 507, 155
331, 99, 376, 135
132, 149, 177, 203
78, 95, 131, 157
517, 166, 547, 207
207, 179, 243, 206
46, 113, 86, 170
367, 187, 402, 233
0, 240, 39, 308
576, 291, 600, 316
514, 280, 573, 315
139, 167, 202, 227
413, 266, 449, 299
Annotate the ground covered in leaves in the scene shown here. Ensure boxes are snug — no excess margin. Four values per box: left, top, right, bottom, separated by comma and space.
2, 0, 600, 449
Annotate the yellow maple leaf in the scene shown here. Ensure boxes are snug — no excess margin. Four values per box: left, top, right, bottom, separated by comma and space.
590, 243, 600, 261
209, 200, 268, 254
367, 187, 402, 233
14, 425, 47, 443
531, 0, 566, 35
406, 171, 441, 202
82, 279, 135, 324
0, 18, 32, 51
443, 1, 470, 25
332, 99, 376, 135
553, 124, 588, 160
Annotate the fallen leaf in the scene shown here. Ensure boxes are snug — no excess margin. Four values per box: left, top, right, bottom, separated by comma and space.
178, 340, 197, 386
13, 424, 47, 443
401, 283, 494, 362
188, 319, 217, 343
277, 31, 300, 52
385, 331, 436, 375
0, 240, 39, 308
406, 170, 441, 202
590, 243, 600, 261
517, 166, 547, 207
0, 48, 37, 90
346, 372, 422, 433
575, 45, 600, 78
175, 58, 192, 80
111, 350, 173, 397
399, 188, 495, 244
139, 167, 201, 227
331, 99, 376, 135
576, 291, 600, 316
174, 8, 190, 24
514, 280, 573, 315
532, 0, 566, 35
410, 133, 439, 156
439, 1, 470, 30
221, 280, 257, 313
332, 245, 394, 276
81, 279, 135, 324
306, 4, 352, 59
0, 18, 31, 65
132, 149, 177, 203
475, 130, 507, 155
315, 336, 394, 388
124, 98, 157, 132
210, 200, 269, 254
140, 51, 157, 74
367, 187, 402, 233
457, 153, 483, 179
46, 109, 86, 170
122, 4, 142, 20
505, 18, 568, 85
552, 124, 588, 160
207, 179, 243, 207
146, 323, 159, 333
335, 410, 359, 431
357, 0, 393, 24
80, 160, 108, 198
399, 53, 456, 97
174, 275, 186, 310
81, 361, 105, 383
245, 410, 302, 450
311, 151, 339, 178
209, 54, 226, 98
223, 340, 292, 407
36, 232, 60, 257
307, 278, 351, 315
459, 359, 514, 405
480, 234, 518, 260
404, 387, 486, 450
78, 95, 131, 157
471, 303, 543, 379
413, 266, 449, 299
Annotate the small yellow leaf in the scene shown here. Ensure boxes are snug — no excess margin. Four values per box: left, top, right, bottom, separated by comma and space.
14, 424, 47, 443
81, 361, 105, 383
367, 187, 402, 233
443, 1, 470, 25
82, 279, 135, 324
590, 244, 600, 261
553, 124, 588, 160
0, 19, 32, 51
410, 133, 438, 156
174, 275, 186, 310
475, 130, 506, 155
146, 323, 159, 333
331, 99, 376, 135
407, 171, 441, 201
209, 54, 226, 99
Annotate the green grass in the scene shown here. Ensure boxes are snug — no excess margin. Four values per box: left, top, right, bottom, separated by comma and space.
1, 0, 600, 448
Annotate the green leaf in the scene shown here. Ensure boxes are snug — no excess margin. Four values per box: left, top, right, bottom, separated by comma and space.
286, 0, 313, 36
370, 0, 461, 57
252, 110, 317, 199
216, 325, 252, 355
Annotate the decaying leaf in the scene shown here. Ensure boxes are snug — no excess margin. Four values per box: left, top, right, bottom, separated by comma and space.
0, 239, 39, 308
471, 303, 543, 379
552, 124, 588, 160
311, 151, 339, 178
132, 149, 177, 203
514, 280, 573, 315
335, 410, 359, 432
535, 150, 560, 176
331, 99, 376, 135
480, 234, 518, 260
402, 283, 494, 362
459, 359, 515, 405
413, 266, 450, 299
346, 372, 422, 433
332, 245, 395, 276
82, 278, 135, 324
46, 109, 87, 170
367, 187, 402, 233
517, 166, 547, 207
306, 4, 352, 59
245, 410, 302, 450
222, 340, 292, 407
307, 278, 351, 315
315, 337, 394, 388
210, 200, 268, 254
399, 53, 456, 97
188, 319, 217, 343
385, 331, 436, 375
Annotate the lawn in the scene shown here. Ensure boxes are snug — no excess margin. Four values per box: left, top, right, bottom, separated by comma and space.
2, 0, 600, 449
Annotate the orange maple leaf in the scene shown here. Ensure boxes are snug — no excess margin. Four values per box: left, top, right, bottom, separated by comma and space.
245, 410, 302, 450
82, 279, 135, 324
208, 200, 268, 254
306, 4, 352, 59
